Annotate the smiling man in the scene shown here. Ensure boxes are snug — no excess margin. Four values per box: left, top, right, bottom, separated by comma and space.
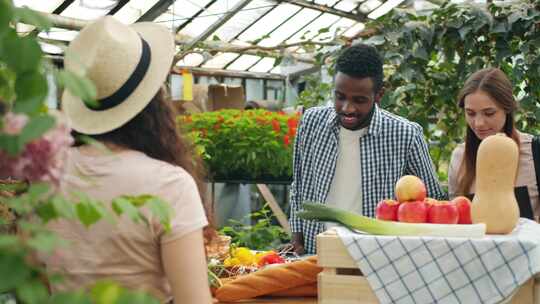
288, 44, 446, 254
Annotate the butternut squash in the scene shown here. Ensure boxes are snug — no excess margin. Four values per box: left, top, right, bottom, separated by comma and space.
471, 133, 520, 234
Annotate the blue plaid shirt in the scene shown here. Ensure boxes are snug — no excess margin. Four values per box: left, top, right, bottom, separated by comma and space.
289, 105, 447, 254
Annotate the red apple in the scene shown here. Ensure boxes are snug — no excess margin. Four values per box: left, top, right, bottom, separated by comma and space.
428, 200, 459, 224
452, 196, 472, 224
395, 175, 427, 202
424, 198, 438, 212
376, 199, 400, 221
397, 200, 428, 223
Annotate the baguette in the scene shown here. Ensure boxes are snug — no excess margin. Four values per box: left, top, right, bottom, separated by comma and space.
268, 283, 317, 297
215, 256, 321, 302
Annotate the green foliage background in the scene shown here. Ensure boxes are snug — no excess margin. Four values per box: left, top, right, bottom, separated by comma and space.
298, 1, 540, 180
375, 1, 540, 178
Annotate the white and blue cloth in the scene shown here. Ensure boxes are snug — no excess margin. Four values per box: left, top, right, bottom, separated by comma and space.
336, 219, 540, 304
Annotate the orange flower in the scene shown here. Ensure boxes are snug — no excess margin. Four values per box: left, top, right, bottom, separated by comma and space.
271, 119, 280, 132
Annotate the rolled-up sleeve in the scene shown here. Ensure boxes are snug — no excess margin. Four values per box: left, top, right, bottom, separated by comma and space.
289, 115, 306, 233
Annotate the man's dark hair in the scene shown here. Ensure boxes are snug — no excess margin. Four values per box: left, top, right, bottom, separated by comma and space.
336, 44, 384, 93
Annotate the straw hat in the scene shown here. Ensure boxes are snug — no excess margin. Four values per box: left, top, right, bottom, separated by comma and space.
62, 16, 175, 135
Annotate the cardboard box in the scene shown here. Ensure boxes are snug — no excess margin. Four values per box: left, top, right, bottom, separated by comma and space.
179, 84, 245, 113
316, 231, 535, 304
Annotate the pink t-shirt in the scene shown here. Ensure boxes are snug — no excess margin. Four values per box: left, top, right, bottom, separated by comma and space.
40, 147, 208, 302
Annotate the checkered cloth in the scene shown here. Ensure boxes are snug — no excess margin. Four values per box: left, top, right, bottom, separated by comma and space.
335, 219, 540, 304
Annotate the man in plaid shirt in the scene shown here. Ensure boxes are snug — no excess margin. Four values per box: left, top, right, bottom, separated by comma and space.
289, 44, 446, 254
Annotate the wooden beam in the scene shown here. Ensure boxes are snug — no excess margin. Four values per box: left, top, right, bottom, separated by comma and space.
277, 0, 366, 21
172, 66, 285, 80
137, 0, 174, 22
38, 11, 88, 31
175, 0, 253, 63
256, 184, 291, 234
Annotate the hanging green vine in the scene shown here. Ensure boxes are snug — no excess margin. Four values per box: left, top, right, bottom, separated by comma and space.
365, 0, 540, 178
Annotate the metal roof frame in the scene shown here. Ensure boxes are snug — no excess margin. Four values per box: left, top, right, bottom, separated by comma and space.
20, 0, 414, 77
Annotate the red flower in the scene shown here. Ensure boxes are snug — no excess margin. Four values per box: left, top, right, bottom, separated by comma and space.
288, 127, 297, 138
283, 135, 290, 146
287, 117, 298, 129
271, 119, 280, 132
213, 123, 221, 130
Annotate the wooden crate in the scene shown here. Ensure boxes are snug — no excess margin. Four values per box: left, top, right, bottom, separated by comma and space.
316, 231, 534, 304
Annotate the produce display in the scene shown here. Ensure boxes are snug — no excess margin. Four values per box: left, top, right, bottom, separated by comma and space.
214, 256, 320, 302
471, 133, 520, 234
377, 175, 472, 225
206, 236, 319, 301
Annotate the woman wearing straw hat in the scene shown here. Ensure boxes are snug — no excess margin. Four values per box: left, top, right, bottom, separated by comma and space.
39, 16, 213, 303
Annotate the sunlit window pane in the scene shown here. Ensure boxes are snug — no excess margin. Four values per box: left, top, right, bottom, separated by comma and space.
179, 0, 243, 38
202, 52, 239, 69
286, 13, 339, 44
38, 28, 79, 41
238, 3, 301, 43
114, 0, 160, 24
249, 57, 276, 73
176, 53, 205, 67
342, 22, 365, 37
257, 8, 320, 47
152, 0, 213, 30
226, 55, 261, 71
333, 1, 358, 12
61, 0, 110, 20
213, 0, 274, 42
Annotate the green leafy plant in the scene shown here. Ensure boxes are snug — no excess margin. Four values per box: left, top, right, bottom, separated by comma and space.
219, 204, 290, 250
180, 109, 300, 181
369, 0, 540, 175
295, 73, 333, 110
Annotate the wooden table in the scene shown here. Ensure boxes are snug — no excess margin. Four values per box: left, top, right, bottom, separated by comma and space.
218, 297, 316, 303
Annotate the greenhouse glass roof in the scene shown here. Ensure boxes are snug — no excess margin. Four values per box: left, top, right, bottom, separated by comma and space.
14, 0, 480, 76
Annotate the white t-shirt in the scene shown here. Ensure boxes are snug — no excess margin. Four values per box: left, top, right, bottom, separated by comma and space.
326, 127, 367, 228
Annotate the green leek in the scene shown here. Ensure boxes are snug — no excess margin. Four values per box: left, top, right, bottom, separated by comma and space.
298, 203, 486, 238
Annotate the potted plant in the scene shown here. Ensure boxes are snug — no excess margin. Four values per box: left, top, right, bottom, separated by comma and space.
179, 109, 299, 182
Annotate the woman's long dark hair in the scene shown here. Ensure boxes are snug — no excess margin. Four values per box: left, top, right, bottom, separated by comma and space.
73, 87, 213, 228
456, 68, 520, 195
